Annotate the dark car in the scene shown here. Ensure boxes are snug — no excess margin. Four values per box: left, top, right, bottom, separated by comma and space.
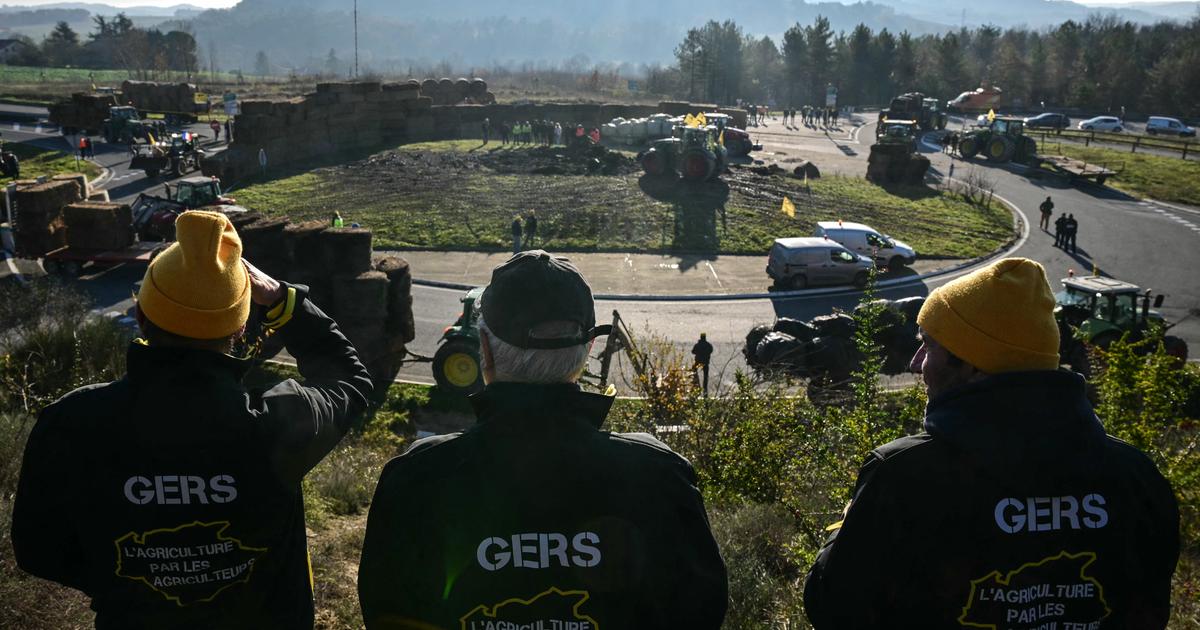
1024, 113, 1071, 129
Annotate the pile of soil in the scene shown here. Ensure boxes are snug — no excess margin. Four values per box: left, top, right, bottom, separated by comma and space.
330, 144, 639, 184
476, 144, 639, 176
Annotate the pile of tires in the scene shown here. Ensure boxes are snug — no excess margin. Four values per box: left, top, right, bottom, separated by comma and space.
744, 297, 926, 381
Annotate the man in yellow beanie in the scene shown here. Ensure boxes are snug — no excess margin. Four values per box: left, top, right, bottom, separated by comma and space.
13, 210, 374, 628
803, 258, 1179, 628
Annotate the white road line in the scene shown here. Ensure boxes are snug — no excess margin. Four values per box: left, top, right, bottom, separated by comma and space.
705, 261, 723, 289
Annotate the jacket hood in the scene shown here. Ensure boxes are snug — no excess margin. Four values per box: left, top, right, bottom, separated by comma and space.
923, 369, 1106, 471
126, 339, 253, 386
470, 382, 615, 431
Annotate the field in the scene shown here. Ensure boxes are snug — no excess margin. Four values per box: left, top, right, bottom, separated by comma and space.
0, 142, 100, 186
1034, 139, 1200, 206
0, 64, 314, 105
234, 140, 1014, 258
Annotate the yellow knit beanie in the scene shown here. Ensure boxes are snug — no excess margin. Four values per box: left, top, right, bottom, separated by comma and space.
917, 257, 1060, 373
137, 211, 250, 340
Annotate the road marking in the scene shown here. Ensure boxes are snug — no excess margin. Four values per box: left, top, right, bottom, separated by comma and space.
705, 261, 723, 289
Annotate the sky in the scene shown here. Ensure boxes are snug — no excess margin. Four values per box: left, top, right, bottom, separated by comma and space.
0, 0, 1183, 7
4, 0, 238, 7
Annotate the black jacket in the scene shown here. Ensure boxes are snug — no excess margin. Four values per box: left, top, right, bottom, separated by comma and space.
12, 286, 373, 629
804, 370, 1179, 629
359, 382, 728, 629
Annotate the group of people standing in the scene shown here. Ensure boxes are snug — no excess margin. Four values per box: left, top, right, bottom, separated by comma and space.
781, 105, 838, 127
1040, 196, 1080, 254
485, 118, 564, 146
510, 210, 538, 254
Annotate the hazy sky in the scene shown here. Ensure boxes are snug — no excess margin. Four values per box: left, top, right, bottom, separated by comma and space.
0, 0, 1182, 7
5, 0, 239, 7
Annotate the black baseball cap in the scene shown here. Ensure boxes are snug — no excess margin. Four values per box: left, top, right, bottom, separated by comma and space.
481, 250, 610, 349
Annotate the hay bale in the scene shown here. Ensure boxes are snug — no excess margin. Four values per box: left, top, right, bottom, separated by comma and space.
333, 271, 389, 322
62, 202, 133, 250
376, 256, 414, 343
317, 227, 373, 274
287, 271, 334, 311
282, 220, 328, 270
340, 319, 388, 363
52, 173, 91, 198
14, 179, 83, 217
238, 216, 290, 262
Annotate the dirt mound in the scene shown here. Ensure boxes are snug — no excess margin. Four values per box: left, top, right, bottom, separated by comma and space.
476, 144, 639, 176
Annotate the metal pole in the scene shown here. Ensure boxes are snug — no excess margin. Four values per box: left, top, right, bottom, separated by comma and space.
353, 0, 359, 79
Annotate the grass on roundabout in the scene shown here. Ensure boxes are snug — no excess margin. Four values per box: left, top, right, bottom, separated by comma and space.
232, 139, 1014, 258
1034, 140, 1200, 207
0, 142, 100, 187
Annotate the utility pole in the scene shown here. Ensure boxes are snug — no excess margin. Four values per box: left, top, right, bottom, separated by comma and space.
353, 0, 359, 79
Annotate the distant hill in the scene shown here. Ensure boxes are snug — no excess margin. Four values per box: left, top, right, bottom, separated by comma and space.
0, 3, 206, 18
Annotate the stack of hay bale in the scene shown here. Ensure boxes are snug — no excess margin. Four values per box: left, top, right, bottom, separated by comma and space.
418, 77, 494, 105
216, 81, 433, 180
234, 214, 415, 396
47, 92, 120, 133
8, 179, 85, 256
61, 201, 134, 250
120, 80, 201, 114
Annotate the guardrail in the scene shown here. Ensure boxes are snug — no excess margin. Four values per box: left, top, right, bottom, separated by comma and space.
1031, 129, 1194, 159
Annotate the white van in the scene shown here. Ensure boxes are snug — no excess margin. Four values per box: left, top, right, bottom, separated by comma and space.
814, 221, 917, 270
1146, 116, 1196, 137
766, 237, 875, 290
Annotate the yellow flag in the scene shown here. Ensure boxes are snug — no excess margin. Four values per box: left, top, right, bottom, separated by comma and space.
718, 129, 725, 146
781, 196, 796, 218
696, 112, 707, 127
684, 113, 696, 127
146, 132, 156, 145
987, 108, 996, 122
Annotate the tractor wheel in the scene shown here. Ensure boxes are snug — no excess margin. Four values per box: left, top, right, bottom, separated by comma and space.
641, 149, 667, 176
986, 136, 1015, 162
1096, 175, 1108, 186
959, 136, 980, 158
1017, 136, 1038, 164
681, 150, 714, 181
2, 153, 18, 178
173, 159, 186, 177
432, 339, 484, 396
1164, 336, 1189, 365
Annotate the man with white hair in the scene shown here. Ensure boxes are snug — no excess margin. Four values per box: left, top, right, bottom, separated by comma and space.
359, 250, 728, 629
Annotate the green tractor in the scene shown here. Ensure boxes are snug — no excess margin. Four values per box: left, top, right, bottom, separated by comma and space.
639, 125, 728, 181
432, 286, 486, 396
866, 119, 930, 184
102, 106, 167, 145
958, 116, 1038, 164
1055, 274, 1188, 375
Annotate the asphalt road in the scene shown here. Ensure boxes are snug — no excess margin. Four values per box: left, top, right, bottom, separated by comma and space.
4, 103, 1198, 392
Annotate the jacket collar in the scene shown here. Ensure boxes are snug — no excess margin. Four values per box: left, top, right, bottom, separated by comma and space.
923, 369, 1106, 466
126, 339, 253, 385
469, 382, 615, 431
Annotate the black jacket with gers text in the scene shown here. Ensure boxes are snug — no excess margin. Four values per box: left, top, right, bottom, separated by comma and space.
804, 369, 1180, 629
359, 382, 729, 630
12, 285, 374, 629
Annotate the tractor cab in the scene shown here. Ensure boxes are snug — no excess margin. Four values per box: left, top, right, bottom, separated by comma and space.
1055, 275, 1164, 347
990, 116, 1025, 137
876, 119, 919, 152
108, 106, 139, 122
704, 113, 732, 131
169, 176, 225, 207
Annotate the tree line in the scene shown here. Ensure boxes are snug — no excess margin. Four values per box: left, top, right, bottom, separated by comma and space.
5, 15, 199, 80
649, 15, 1200, 119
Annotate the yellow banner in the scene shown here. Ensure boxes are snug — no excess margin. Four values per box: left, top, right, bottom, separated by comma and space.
194, 92, 208, 105
781, 196, 796, 218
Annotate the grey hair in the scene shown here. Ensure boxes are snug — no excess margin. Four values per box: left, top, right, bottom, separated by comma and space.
478, 317, 591, 384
